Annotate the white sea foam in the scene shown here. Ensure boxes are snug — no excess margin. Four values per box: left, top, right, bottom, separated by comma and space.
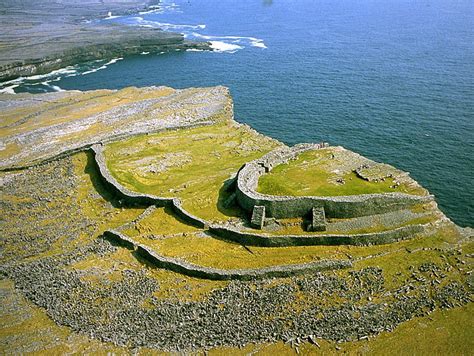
141, 51, 150, 55
250, 39, 267, 49
0, 85, 18, 94
131, 17, 206, 31
0, 67, 79, 91
106, 58, 123, 65
0, 77, 26, 86
81, 58, 123, 75
0, 58, 122, 93
26, 66, 78, 81
41, 81, 64, 92
209, 41, 243, 53
139, 9, 163, 15
81, 68, 101, 75
49, 84, 65, 92
191, 33, 267, 50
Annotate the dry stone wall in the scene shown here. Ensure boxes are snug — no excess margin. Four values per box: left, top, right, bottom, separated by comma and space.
103, 230, 351, 280
92, 144, 172, 207
170, 198, 208, 229
209, 224, 426, 247
236, 144, 433, 219
94, 143, 428, 248
92, 144, 207, 228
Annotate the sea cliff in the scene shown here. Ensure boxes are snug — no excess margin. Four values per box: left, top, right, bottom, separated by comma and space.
0, 85, 472, 354
0, 0, 210, 82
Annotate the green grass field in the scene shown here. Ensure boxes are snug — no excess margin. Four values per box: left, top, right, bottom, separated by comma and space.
258, 149, 426, 197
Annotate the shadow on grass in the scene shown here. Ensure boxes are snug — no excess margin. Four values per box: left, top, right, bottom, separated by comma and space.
216, 176, 249, 221
83, 150, 148, 209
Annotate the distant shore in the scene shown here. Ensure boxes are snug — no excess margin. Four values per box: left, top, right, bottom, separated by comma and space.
0, 0, 211, 82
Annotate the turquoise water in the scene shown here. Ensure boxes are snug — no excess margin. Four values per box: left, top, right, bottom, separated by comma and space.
8, 0, 474, 226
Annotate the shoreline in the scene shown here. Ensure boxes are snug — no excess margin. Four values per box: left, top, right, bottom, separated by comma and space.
0, 0, 211, 82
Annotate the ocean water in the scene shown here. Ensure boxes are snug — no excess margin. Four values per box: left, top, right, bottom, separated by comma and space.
5, 0, 474, 226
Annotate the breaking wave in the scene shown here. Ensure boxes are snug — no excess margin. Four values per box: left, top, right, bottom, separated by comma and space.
0, 58, 124, 94
209, 41, 243, 53
100, 1, 266, 54
81, 58, 123, 75
190, 33, 267, 50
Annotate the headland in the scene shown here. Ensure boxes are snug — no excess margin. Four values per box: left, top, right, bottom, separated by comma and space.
0, 0, 210, 82
0, 86, 472, 354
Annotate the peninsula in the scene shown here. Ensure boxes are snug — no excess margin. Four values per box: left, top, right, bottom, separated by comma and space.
0, 86, 472, 354
0, 0, 210, 82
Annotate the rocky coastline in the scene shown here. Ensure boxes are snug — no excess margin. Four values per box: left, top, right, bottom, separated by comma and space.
0, 0, 211, 82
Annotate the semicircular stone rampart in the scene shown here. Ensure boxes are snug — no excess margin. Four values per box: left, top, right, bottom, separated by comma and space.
235, 143, 434, 219
103, 230, 351, 280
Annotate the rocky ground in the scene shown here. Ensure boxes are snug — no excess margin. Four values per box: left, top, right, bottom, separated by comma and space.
0, 86, 229, 169
0, 0, 210, 82
0, 87, 473, 354
2, 245, 472, 352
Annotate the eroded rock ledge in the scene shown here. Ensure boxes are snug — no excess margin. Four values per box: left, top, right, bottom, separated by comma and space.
0, 0, 211, 82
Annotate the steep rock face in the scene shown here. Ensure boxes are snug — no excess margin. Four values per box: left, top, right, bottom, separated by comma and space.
0, 0, 211, 81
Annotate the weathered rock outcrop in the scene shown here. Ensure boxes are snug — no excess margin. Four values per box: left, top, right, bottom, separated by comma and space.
0, 86, 229, 170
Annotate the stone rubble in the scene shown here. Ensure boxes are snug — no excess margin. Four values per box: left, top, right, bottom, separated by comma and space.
1, 247, 471, 352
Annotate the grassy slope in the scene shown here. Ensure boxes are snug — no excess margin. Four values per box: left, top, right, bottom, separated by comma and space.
105, 119, 281, 223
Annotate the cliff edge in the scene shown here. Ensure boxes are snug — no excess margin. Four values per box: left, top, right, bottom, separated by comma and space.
0, 0, 210, 82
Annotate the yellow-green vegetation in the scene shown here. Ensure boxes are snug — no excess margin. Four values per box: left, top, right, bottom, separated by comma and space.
73, 151, 146, 233
104, 120, 281, 223
139, 233, 349, 269
258, 148, 426, 197
0, 87, 170, 137
353, 224, 469, 289
129, 218, 467, 284
0, 279, 141, 355
3, 269, 470, 355
242, 214, 438, 236
149, 269, 228, 302
0, 150, 146, 265
239, 202, 440, 236
0, 86, 228, 169
122, 207, 200, 238
2, 86, 471, 355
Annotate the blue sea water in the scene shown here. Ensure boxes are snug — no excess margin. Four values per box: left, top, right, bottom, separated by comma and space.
6, 0, 474, 226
